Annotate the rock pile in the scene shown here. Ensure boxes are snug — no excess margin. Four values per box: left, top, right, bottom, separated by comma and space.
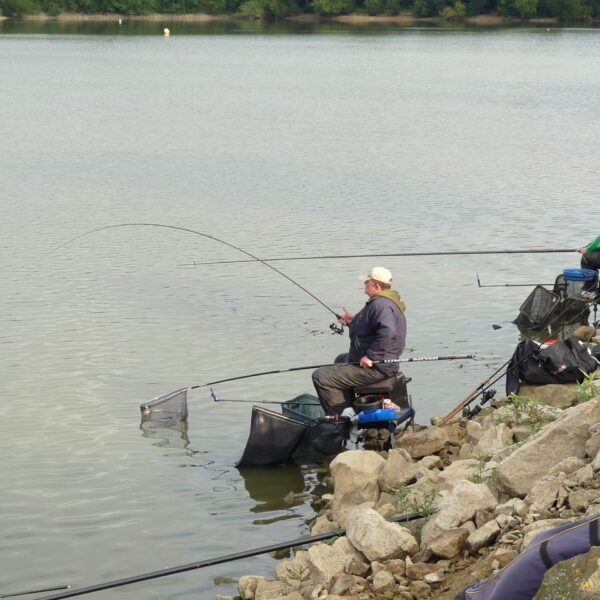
219, 377, 600, 600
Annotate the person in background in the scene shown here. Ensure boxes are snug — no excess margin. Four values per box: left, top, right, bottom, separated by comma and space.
312, 267, 407, 416
578, 235, 600, 299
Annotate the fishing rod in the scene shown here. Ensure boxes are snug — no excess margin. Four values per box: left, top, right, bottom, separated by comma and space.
439, 298, 595, 426
140, 355, 475, 413
34, 511, 434, 600
193, 355, 474, 390
1, 586, 70, 598
476, 274, 553, 288
45, 223, 345, 335
180, 248, 578, 267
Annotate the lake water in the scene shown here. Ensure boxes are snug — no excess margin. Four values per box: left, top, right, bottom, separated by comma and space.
1, 20, 599, 599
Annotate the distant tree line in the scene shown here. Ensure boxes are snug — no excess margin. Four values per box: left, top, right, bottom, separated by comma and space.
1, 0, 599, 22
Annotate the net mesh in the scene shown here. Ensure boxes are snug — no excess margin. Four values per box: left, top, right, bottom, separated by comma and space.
517, 285, 559, 325
140, 388, 189, 423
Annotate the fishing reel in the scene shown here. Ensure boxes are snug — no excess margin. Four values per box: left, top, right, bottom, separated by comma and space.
466, 388, 496, 419
330, 321, 345, 335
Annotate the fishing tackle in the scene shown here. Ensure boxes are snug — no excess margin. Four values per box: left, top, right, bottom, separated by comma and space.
46, 223, 345, 334
439, 298, 594, 426
33, 511, 434, 600
140, 355, 476, 420
180, 247, 577, 267
1, 586, 70, 599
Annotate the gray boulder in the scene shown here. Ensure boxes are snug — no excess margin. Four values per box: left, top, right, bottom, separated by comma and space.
330, 450, 385, 524
533, 546, 600, 599
519, 383, 578, 409
345, 507, 419, 561
496, 399, 600, 497
421, 480, 497, 548
395, 427, 449, 458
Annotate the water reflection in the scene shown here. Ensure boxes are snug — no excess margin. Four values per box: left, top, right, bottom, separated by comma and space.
237, 464, 306, 514
140, 419, 191, 451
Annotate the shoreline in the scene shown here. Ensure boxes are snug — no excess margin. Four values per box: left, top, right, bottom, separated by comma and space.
5, 12, 565, 26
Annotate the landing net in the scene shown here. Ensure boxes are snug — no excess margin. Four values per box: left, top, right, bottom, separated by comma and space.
140, 388, 189, 423
514, 285, 560, 331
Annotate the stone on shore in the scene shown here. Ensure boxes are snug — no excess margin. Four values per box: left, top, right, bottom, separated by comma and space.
519, 383, 579, 409
330, 450, 385, 524
306, 536, 365, 584
421, 480, 497, 549
395, 427, 449, 458
496, 398, 600, 497
533, 546, 600, 599
345, 507, 419, 561
427, 527, 470, 558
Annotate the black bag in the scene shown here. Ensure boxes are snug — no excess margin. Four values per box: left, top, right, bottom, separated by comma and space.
537, 337, 597, 383
506, 336, 597, 396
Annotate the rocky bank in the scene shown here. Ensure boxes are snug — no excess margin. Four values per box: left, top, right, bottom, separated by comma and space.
217, 335, 600, 600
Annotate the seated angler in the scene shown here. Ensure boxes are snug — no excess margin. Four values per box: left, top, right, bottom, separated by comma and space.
312, 267, 407, 416
577, 235, 600, 300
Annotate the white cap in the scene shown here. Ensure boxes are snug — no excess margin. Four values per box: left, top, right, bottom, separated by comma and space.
359, 267, 392, 285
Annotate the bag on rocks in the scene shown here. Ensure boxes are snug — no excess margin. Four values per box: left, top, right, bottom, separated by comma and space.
455, 514, 600, 600
505, 336, 598, 396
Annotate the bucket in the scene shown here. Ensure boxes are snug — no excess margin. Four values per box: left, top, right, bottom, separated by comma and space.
563, 268, 596, 282
353, 395, 383, 413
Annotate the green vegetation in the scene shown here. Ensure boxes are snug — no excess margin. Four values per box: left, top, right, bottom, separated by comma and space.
572, 370, 600, 404
1, 0, 599, 20
493, 393, 561, 439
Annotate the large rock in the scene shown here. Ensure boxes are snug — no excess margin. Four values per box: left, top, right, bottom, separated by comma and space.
395, 427, 449, 458
436, 458, 479, 492
238, 576, 267, 600
426, 528, 470, 559
306, 537, 365, 584
525, 474, 564, 515
254, 580, 285, 600
519, 383, 578, 409
585, 424, 600, 457
472, 423, 514, 457
496, 399, 600, 497
345, 507, 419, 561
420, 480, 497, 548
378, 448, 414, 491
466, 519, 500, 554
533, 546, 600, 599
330, 450, 386, 524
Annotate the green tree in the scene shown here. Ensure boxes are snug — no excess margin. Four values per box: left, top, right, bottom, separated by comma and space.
311, 0, 355, 14
0, 0, 39, 14
365, 0, 384, 13
412, 0, 448, 16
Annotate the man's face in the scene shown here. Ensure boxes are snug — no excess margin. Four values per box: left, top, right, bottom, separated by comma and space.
364, 279, 381, 298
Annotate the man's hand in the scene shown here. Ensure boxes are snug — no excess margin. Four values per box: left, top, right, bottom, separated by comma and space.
578, 246, 589, 255
359, 356, 374, 368
338, 306, 354, 326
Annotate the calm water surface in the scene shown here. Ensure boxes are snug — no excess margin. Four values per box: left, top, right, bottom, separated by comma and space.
1, 22, 599, 598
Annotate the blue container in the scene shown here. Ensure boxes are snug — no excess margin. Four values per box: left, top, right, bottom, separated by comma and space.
357, 408, 401, 424
563, 268, 596, 282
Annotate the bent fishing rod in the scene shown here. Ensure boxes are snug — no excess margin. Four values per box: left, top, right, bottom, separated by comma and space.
34, 510, 434, 600
181, 247, 578, 266
46, 223, 345, 334
439, 297, 595, 426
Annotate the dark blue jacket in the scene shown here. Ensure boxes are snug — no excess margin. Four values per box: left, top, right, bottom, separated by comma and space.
348, 292, 407, 376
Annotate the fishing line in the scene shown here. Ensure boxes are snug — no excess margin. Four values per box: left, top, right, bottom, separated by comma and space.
180, 247, 577, 266
45, 223, 344, 333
